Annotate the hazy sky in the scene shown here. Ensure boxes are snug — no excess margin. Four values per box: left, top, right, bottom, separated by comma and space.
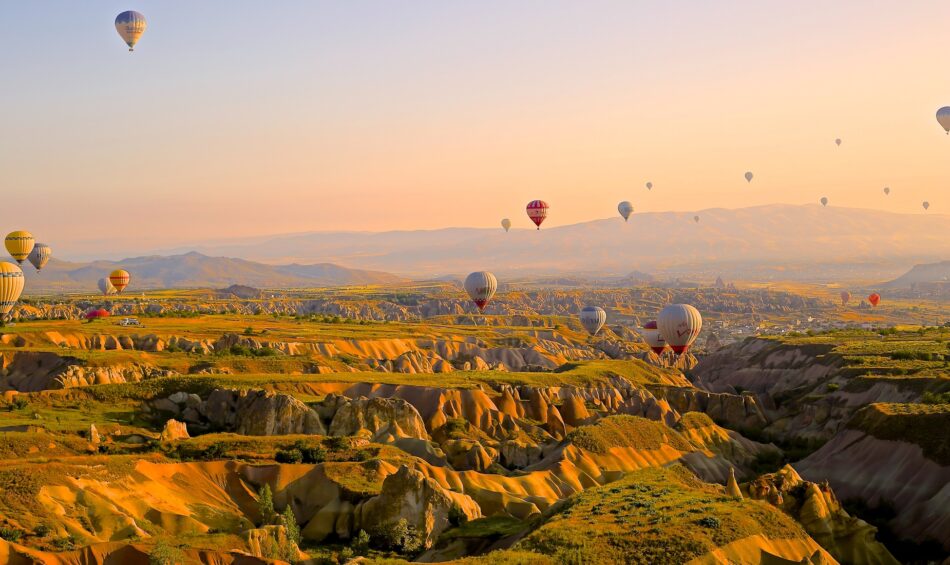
1, 1, 948, 253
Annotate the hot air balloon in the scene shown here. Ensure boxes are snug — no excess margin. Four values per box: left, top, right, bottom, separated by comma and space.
693, 215, 700, 223
501, 219, 511, 232
645, 182, 653, 190
4, 231, 34, 265
0, 262, 25, 322
883, 187, 890, 196
867, 293, 881, 307
923, 201, 930, 211
85, 308, 110, 321
579, 306, 606, 336
526, 200, 549, 229
840, 291, 851, 306
115, 11, 147, 51
820, 197, 829, 207
618, 201, 633, 222
835, 138, 842, 147
109, 269, 131, 293
937, 107, 950, 134
744, 171, 753, 183
641, 321, 667, 355
464, 271, 497, 311
98, 277, 116, 296
27, 243, 51, 272
658, 304, 702, 355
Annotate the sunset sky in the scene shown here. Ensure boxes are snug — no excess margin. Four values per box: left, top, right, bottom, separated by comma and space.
1, 1, 948, 255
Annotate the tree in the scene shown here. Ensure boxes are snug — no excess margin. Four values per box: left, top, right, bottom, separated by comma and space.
258, 484, 277, 526
280, 504, 300, 547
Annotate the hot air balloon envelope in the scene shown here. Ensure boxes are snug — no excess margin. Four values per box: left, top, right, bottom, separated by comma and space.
115, 11, 147, 51
28, 243, 51, 272
501, 219, 511, 232
744, 172, 753, 183
4, 231, 34, 265
617, 201, 633, 222
109, 269, 131, 293
579, 306, 606, 335
464, 271, 497, 311
0, 262, 25, 319
868, 293, 881, 307
526, 200, 549, 229
840, 291, 851, 306
658, 304, 702, 355
645, 182, 653, 190
937, 107, 950, 133
98, 277, 116, 296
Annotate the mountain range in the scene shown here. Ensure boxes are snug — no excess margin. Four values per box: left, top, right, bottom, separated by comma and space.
146, 204, 948, 281
23, 252, 405, 293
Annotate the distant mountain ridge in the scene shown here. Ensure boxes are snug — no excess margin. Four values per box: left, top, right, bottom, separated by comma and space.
152, 204, 950, 280
884, 260, 950, 288
22, 252, 406, 293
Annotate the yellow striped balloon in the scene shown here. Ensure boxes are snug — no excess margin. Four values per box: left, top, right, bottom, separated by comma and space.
4, 231, 35, 264
109, 269, 131, 293
0, 262, 25, 319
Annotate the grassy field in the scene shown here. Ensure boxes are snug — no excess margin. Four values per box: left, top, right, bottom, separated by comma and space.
768, 327, 950, 390
436, 465, 810, 565
847, 403, 950, 465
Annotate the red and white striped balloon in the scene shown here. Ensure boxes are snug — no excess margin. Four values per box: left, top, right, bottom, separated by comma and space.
526, 200, 549, 230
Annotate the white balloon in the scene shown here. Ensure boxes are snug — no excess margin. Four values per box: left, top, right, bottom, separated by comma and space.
464, 271, 497, 311
579, 306, 606, 335
657, 304, 702, 354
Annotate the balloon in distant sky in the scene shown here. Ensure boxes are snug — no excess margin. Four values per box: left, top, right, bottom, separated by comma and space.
526, 200, 549, 230
579, 306, 607, 335
501, 218, 511, 232
641, 320, 667, 355
820, 197, 829, 207
109, 269, 131, 293
98, 277, 116, 296
922, 201, 930, 210
617, 201, 633, 222
867, 293, 881, 307
840, 291, 851, 306
835, 138, 842, 146
4, 231, 34, 265
27, 243, 51, 272
936, 107, 950, 134
115, 11, 147, 52
658, 304, 703, 355
0, 262, 25, 319
744, 171, 753, 183
883, 187, 890, 195
645, 182, 653, 190
464, 271, 497, 311
694, 215, 700, 223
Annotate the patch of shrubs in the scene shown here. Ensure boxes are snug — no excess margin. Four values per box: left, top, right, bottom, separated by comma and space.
275, 441, 327, 464
0, 527, 23, 542
228, 344, 279, 357
696, 516, 721, 529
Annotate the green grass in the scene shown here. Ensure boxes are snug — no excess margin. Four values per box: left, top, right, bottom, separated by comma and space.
847, 403, 950, 465
460, 465, 812, 565
565, 415, 694, 454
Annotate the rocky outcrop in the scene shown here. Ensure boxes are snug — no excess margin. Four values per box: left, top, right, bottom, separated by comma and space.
160, 419, 190, 441
651, 386, 769, 430
796, 406, 950, 552
747, 465, 898, 565
358, 465, 482, 549
328, 395, 428, 442
204, 389, 326, 436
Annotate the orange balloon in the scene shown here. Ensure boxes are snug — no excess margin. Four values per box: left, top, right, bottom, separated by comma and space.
867, 293, 881, 307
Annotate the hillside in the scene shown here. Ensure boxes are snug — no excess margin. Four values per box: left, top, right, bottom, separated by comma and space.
21, 252, 407, 292
137, 204, 950, 279
883, 260, 950, 288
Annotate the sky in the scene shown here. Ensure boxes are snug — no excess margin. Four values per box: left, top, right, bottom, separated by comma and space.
1, 1, 949, 256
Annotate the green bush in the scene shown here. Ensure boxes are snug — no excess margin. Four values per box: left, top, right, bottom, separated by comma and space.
696, 516, 721, 528
275, 448, 303, 464
149, 540, 185, 565
0, 527, 23, 542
